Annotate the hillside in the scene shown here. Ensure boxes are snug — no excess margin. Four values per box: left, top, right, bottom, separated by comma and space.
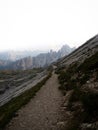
57, 34, 98, 67
0, 35, 98, 130
56, 35, 98, 130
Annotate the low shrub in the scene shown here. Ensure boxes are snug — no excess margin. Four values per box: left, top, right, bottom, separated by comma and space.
80, 91, 98, 122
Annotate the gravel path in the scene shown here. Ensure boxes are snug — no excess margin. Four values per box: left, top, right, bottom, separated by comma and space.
5, 72, 63, 130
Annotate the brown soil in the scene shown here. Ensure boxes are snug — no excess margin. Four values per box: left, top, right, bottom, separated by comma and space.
5, 72, 63, 130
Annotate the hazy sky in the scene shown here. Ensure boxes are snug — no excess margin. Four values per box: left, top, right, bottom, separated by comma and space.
0, 0, 98, 51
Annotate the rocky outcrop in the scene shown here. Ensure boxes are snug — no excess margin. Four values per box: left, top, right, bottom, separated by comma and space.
0, 44, 74, 70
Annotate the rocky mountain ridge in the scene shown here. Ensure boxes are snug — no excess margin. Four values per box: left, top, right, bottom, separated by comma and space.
0, 44, 74, 70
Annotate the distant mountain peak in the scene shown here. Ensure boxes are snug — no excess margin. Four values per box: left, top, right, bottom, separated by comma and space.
0, 44, 75, 70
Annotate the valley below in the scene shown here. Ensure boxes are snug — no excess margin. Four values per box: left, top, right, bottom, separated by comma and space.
0, 69, 47, 107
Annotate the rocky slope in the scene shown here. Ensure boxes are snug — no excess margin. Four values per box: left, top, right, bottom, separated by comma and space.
56, 35, 98, 130
0, 44, 74, 70
57, 34, 98, 67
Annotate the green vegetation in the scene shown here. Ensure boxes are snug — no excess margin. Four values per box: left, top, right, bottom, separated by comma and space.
77, 51, 98, 72
58, 64, 78, 91
0, 71, 52, 129
66, 88, 98, 129
80, 91, 98, 122
57, 51, 98, 130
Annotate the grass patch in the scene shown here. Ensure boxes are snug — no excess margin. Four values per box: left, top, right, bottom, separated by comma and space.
0, 71, 52, 129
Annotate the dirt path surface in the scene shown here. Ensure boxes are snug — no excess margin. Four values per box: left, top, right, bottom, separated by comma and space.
5, 72, 63, 130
